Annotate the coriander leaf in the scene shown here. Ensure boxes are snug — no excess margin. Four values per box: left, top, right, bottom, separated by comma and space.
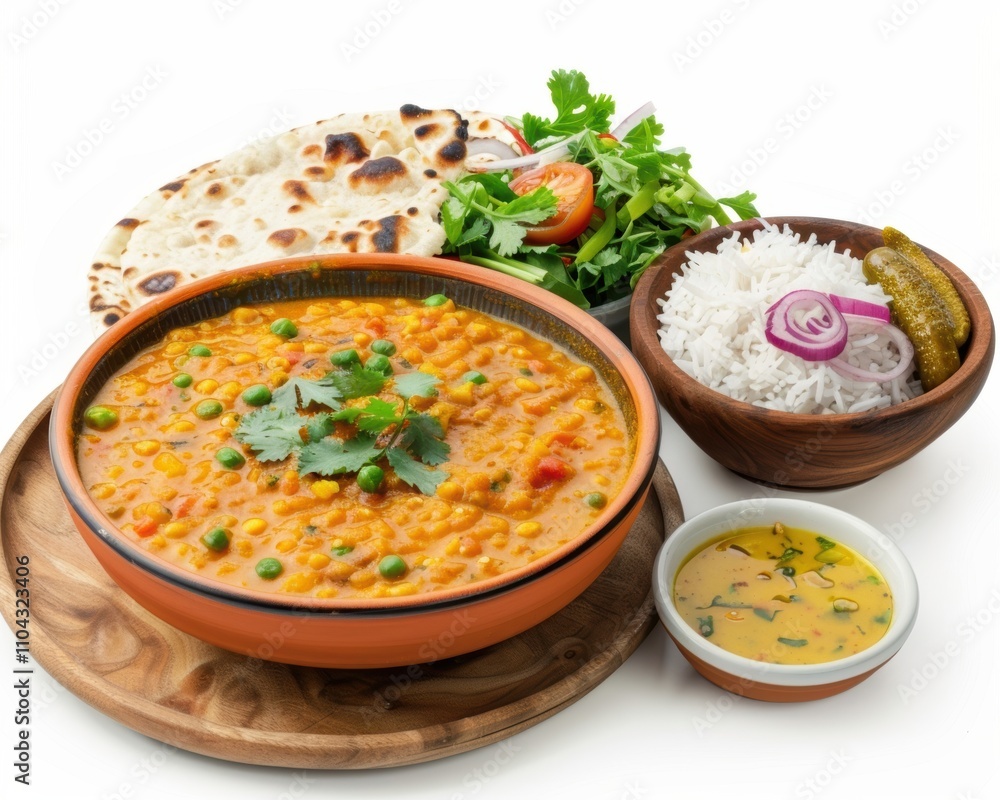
305, 413, 335, 443
440, 196, 467, 244
394, 371, 440, 400
329, 363, 387, 399
717, 190, 760, 221
297, 434, 381, 476
329, 406, 365, 424
521, 69, 615, 146
460, 172, 517, 202
271, 375, 342, 411
622, 117, 664, 152
499, 187, 558, 223
233, 407, 304, 462
455, 217, 490, 247
387, 446, 448, 495
400, 414, 450, 466
490, 219, 528, 257
354, 398, 402, 434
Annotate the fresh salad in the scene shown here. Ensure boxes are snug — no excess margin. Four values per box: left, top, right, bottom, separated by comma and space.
442, 69, 760, 308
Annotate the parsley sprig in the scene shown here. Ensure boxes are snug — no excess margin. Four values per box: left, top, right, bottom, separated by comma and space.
233, 364, 450, 495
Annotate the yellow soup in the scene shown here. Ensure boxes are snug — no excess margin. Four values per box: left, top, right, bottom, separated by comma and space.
673, 523, 892, 665
77, 295, 632, 600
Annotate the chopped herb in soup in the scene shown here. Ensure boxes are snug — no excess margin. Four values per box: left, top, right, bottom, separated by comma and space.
673, 522, 892, 665
77, 295, 631, 599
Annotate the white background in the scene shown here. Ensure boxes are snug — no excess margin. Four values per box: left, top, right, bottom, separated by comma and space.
2, 1, 998, 798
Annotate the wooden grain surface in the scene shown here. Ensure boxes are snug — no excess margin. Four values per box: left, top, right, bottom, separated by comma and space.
0, 392, 682, 769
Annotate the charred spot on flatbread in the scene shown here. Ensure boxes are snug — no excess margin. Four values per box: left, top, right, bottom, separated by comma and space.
371, 216, 407, 253
267, 228, 311, 251
348, 157, 408, 189
206, 182, 226, 198
437, 141, 466, 165
424, 169, 437, 178
414, 124, 439, 139
324, 132, 369, 164
217, 235, 238, 248
400, 104, 433, 120
407, 207, 418, 216
283, 180, 315, 203
195, 219, 217, 229
301, 144, 322, 158
117, 218, 141, 230
341, 231, 359, 252
136, 271, 181, 297
160, 180, 185, 192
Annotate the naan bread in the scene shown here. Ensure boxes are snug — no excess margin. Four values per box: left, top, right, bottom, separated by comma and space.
88, 106, 518, 334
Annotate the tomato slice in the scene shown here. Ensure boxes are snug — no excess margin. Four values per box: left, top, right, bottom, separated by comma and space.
508, 162, 595, 246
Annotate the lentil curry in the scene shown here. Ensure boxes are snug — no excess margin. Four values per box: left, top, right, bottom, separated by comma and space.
77, 295, 631, 600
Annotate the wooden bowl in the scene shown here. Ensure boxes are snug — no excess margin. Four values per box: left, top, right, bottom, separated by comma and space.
631, 217, 995, 489
50, 253, 660, 668
652, 498, 919, 702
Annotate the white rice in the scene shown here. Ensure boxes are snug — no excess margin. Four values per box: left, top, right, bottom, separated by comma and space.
655, 223, 923, 414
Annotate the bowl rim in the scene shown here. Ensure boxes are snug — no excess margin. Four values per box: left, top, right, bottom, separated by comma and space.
52, 252, 660, 614
631, 215, 996, 426
652, 497, 919, 687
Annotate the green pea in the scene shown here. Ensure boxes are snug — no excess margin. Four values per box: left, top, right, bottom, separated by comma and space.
585, 492, 608, 509
242, 384, 272, 406
195, 399, 224, 419
423, 294, 448, 307
357, 464, 384, 493
201, 527, 231, 552
365, 354, 393, 376
331, 545, 354, 557
188, 344, 212, 357
370, 339, 397, 356
255, 557, 283, 580
216, 447, 246, 469
462, 370, 487, 385
270, 318, 298, 338
83, 405, 119, 431
378, 554, 407, 579
330, 348, 361, 368
172, 372, 193, 388
519, 367, 533, 377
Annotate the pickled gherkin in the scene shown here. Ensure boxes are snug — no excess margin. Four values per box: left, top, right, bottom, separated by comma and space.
883, 227, 970, 346
862, 247, 960, 391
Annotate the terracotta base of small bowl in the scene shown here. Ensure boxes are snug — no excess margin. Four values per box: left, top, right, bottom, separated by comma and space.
665, 627, 888, 702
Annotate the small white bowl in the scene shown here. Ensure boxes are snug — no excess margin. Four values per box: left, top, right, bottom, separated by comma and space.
652, 498, 919, 702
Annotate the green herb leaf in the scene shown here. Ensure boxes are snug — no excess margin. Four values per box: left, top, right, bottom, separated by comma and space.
394, 371, 440, 400
329, 364, 387, 400
816, 536, 837, 551
520, 68, 615, 146
271, 375, 342, 411
387, 446, 448, 495
297, 434, 381, 476
696, 616, 714, 638
305, 413, 335, 443
400, 414, 450, 466
777, 637, 808, 648
696, 595, 753, 610
354, 398, 402, 434
233, 407, 305, 462
753, 608, 781, 622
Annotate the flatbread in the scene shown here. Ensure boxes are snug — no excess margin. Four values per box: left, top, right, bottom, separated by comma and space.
88, 106, 519, 334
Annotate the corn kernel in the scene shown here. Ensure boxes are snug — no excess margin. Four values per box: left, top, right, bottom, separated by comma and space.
516, 521, 543, 538
133, 501, 172, 524
163, 521, 190, 538
220, 412, 240, 429
447, 382, 475, 405
217, 381, 242, 401
149, 534, 166, 550
436, 481, 464, 502
316, 588, 339, 598
276, 538, 297, 553
386, 582, 418, 597
216, 562, 239, 576
242, 518, 267, 535
283, 572, 321, 593
515, 377, 541, 393
90, 482, 117, 500
233, 352, 256, 365
153, 486, 178, 501
310, 480, 340, 500
573, 365, 595, 382
232, 307, 260, 324
164, 342, 188, 355
153, 452, 186, 477
106, 465, 124, 479
132, 440, 160, 457
193, 379, 218, 395
308, 553, 331, 570
303, 341, 327, 354
165, 420, 197, 434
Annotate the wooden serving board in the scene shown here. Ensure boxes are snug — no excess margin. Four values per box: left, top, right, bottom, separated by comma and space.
0, 392, 682, 769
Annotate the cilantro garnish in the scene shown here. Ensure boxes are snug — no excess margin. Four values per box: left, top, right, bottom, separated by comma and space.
441, 68, 760, 308
233, 365, 450, 495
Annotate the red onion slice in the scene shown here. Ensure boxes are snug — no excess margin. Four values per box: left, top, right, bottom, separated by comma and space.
764, 290, 849, 361
828, 322, 915, 384
610, 102, 657, 140
829, 294, 891, 323
465, 132, 585, 174
465, 138, 521, 161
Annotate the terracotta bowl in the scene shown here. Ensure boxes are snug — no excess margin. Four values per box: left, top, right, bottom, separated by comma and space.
50, 253, 660, 668
652, 497, 918, 702
631, 217, 995, 489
